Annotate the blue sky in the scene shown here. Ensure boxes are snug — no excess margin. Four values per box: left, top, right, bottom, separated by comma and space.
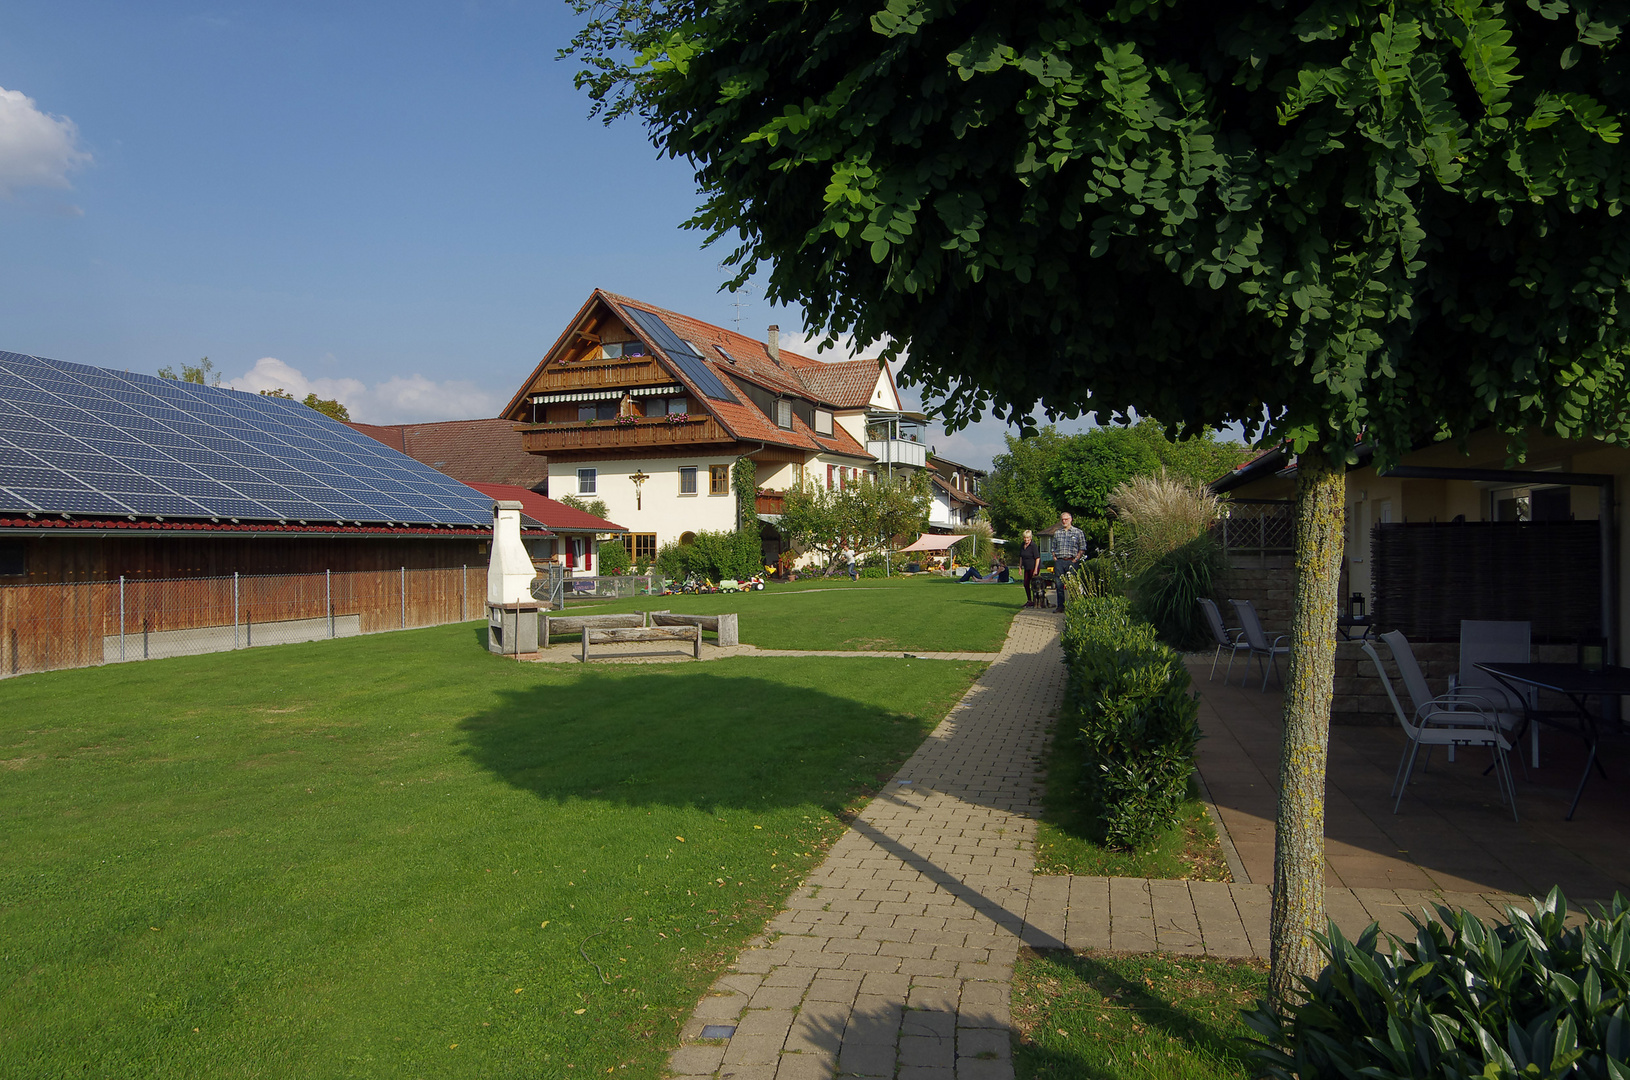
0, 1, 1094, 469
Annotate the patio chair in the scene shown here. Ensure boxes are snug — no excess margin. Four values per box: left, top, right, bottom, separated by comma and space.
1458, 620, 1539, 769
1230, 599, 1289, 691
1366, 631, 1517, 821
1198, 598, 1248, 682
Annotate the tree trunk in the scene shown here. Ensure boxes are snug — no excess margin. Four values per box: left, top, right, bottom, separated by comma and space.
1267, 453, 1345, 1007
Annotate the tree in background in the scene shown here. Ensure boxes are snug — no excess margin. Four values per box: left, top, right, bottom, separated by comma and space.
572, 0, 1630, 1006
157, 358, 223, 386
558, 494, 610, 521
984, 426, 1067, 540
840, 470, 932, 562
988, 422, 1247, 542
777, 479, 845, 573
258, 387, 353, 423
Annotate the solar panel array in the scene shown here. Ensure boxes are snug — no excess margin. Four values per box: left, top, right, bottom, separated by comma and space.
0, 351, 495, 525
620, 307, 736, 401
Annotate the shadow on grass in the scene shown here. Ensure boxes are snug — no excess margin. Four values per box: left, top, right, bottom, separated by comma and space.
455, 666, 935, 814
1015, 949, 1259, 1080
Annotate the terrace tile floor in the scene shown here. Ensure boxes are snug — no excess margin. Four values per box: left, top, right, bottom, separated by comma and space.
1192, 657, 1630, 902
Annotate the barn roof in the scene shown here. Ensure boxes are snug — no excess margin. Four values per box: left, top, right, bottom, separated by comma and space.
0, 350, 493, 528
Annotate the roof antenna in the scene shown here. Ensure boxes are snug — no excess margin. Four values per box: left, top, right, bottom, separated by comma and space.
726, 279, 754, 331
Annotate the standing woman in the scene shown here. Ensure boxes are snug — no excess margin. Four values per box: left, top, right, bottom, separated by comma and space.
1018, 530, 1041, 607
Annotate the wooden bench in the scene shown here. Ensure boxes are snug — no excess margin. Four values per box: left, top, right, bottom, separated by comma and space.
649, 611, 739, 647
542, 613, 645, 643
580, 623, 702, 661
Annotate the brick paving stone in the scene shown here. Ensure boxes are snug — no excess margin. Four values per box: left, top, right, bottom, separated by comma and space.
667, 611, 1061, 1078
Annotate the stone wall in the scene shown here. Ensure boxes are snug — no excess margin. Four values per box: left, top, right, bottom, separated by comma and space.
1216, 554, 1296, 633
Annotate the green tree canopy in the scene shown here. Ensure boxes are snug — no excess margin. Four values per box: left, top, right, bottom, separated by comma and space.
157, 358, 223, 386
570, 0, 1630, 1004
258, 387, 353, 423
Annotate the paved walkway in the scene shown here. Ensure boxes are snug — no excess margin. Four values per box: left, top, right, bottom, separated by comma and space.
669, 609, 1062, 1080
669, 614, 1567, 1080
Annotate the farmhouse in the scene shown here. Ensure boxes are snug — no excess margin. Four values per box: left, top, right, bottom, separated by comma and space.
500, 290, 926, 564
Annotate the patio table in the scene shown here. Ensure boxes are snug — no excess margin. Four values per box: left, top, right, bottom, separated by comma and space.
1475, 662, 1630, 820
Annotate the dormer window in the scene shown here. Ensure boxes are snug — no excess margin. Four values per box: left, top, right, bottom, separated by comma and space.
775, 399, 792, 430
814, 409, 833, 435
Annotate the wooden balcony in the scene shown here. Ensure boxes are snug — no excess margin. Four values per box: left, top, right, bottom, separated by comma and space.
755, 490, 786, 516
517, 415, 732, 457
530, 357, 673, 394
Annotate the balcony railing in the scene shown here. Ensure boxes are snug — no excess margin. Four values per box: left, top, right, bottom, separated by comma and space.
517, 415, 730, 455
530, 357, 671, 394
867, 438, 928, 469
755, 490, 786, 516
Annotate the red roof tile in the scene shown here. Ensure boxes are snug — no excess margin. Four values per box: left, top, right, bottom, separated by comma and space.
345, 418, 548, 488
464, 483, 627, 533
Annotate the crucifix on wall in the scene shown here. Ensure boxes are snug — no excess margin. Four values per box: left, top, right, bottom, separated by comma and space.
630, 470, 650, 510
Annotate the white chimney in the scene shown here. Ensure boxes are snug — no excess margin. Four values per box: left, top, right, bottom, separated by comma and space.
487, 500, 536, 605
767, 324, 780, 365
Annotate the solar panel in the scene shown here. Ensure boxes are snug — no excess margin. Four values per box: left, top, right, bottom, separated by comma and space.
0, 351, 495, 525
621, 307, 736, 401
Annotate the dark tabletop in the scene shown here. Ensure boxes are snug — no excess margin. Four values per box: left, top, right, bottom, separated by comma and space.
1475, 662, 1630, 696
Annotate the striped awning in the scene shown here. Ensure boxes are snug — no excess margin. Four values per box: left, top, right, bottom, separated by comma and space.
530, 385, 684, 405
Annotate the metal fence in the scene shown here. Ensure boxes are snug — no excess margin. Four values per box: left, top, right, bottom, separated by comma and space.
0, 566, 488, 678
1215, 500, 1296, 556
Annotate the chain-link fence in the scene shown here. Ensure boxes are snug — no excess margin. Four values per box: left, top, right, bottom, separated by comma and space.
1215, 500, 1296, 556
0, 566, 487, 678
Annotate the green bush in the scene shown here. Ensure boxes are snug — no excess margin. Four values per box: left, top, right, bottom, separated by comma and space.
859, 565, 890, 579
1246, 889, 1630, 1080
1062, 594, 1200, 850
655, 530, 760, 581
1129, 535, 1223, 650
597, 539, 631, 575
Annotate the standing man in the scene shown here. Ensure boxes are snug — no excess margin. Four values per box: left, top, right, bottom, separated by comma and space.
1052, 511, 1086, 613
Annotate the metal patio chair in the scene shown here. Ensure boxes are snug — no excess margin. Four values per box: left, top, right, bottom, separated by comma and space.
1198, 598, 1248, 682
1366, 630, 1518, 821
1458, 619, 1538, 770
1230, 599, 1289, 691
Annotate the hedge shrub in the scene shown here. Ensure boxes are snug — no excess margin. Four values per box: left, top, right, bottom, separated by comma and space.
655, 529, 760, 581
597, 539, 631, 575
1246, 889, 1630, 1080
1062, 594, 1200, 850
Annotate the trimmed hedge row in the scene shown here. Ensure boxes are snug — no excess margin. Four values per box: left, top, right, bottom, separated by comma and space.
1061, 594, 1201, 850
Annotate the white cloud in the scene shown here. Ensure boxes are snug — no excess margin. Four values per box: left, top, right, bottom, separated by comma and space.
0, 86, 91, 198
229, 357, 501, 424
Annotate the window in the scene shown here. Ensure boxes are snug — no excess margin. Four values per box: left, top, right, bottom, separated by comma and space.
775, 399, 793, 429
578, 403, 616, 421
633, 533, 657, 563
600, 341, 647, 359
679, 466, 698, 495
667, 397, 689, 415
0, 540, 22, 577
577, 468, 597, 495
827, 464, 835, 488
814, 409, 833, 435
710, 464, 730, 495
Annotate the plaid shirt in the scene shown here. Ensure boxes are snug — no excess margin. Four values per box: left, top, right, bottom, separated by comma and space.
1053, 525, 1087, 562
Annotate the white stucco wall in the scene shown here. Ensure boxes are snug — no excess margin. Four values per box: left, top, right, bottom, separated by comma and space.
548, 454, 740, 551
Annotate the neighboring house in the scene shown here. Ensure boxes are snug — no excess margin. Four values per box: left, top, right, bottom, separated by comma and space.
463, 482, 627, 575
924, 454, 988, 531
500, 289, 912, 562
346, 417, 550, 492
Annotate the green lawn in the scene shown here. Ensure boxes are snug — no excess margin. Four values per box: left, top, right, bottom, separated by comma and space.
1011, 950, 1265, 1080
568, 574, 1027, 652
0, 623, 984, 1078
1033, 713, 1229, 881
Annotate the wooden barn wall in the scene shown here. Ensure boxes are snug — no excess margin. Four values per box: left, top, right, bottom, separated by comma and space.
4, 534, 487, 584
1370, 520, 1601, 642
